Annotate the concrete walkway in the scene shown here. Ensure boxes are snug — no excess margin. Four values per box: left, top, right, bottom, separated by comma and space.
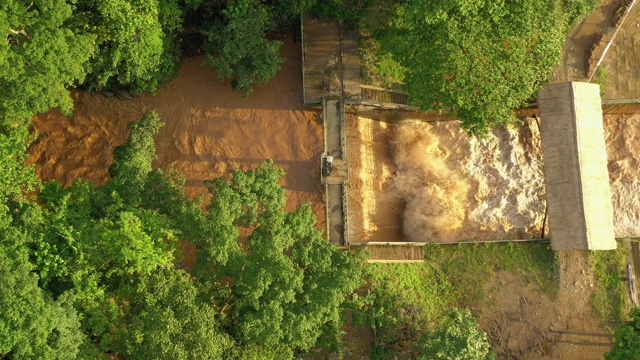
321, 98, 349, 245
303, 17, 361, 103
308, 19, 424, 261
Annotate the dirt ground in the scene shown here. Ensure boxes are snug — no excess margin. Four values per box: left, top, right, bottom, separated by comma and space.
479, 251, 613, 360
550, 0, 621, 83
28, 40, 326, 231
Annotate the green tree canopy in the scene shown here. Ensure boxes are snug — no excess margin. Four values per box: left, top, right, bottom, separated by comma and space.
0, 205, 85, 359
0, 0, 94, 126
73, 0, 167, 94
0, 127, 37, 200
605, 307, 640, 360
202, 0, 284, 96
96, 269, 235, 359
195, 160, 365, 357
379, 0, 598, 136
418, 308, 495, 360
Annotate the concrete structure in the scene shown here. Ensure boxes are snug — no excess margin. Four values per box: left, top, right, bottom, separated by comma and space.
302, 17, 360, 104
321, 98, 349, 245
538, 82, 616, 251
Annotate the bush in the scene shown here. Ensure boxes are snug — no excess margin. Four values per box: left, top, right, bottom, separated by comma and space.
605, 307, 640, 360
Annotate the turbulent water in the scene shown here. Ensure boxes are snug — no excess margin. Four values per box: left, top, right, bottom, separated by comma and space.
349, 114, 639, 243
605, 114, 640, 237
28, 39, 640, 243
29, 40, 327, 229
390, 119, 546, 242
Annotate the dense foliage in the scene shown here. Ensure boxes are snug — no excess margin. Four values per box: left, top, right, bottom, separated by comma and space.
0, 0, 94, 126
0, 111, 364, 359
418, 308, 495, 360
0, 217, 84, 359
1, 0, 325, 108
72, 0, 167, 94
605, 307, 640, 360
360, 0, 599, 135
202, 0, 284, 96
196, 161, 364, 356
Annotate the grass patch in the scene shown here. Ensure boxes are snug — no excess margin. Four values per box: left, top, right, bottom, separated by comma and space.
362, 262, 451, 358
589, 240, 630, 329
593, 65, 608, 95
423, 242, 558, 308
359, 33, 406, 90
361, 242, 558, 358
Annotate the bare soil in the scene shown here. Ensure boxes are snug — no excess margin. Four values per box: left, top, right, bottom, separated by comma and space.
550, 0, 621, 82
481, 251, 614, 359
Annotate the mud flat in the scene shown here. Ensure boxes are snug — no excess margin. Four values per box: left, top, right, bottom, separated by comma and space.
28, 40, 326, 227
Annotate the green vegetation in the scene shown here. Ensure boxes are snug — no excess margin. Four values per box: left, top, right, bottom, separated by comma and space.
594, 65, 608, 94
202, 0, 285, 96
423, 242, 558, 305
589, 241, 631, 328
357, 0, 600, 135
0, 111, 364, 359
73, 0, 167, 94
0, 226, 84, 359
418, 308, 495, 360
1, 0, 325, 104
605, 307, 640, 360
1, 0, 94, 126
361, 242, 557, 358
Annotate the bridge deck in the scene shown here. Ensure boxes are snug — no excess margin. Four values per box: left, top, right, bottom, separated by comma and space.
322, 98, 349, 245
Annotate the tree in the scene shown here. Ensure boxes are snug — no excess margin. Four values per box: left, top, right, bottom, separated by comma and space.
97, 269, 235, 359
73, 0, 168, 94
0, 206, 85, 359
0, 0, 94, 127
418, 308, 495, 360
108, 111, 164, 202
34, 112, 178, 302
0, 127, 37, 200
605, 307, 640, 360
202, 0, 284, 96
0, 106, 366, 358
195, 160, 365, 357
381, 0, 598, 136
